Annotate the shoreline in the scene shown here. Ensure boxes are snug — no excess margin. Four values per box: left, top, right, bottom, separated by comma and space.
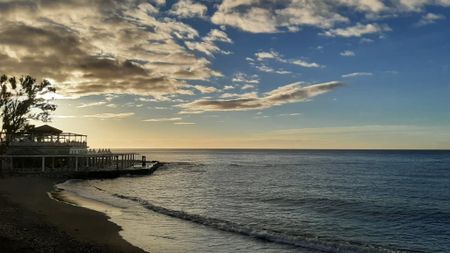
0, 175, 147, 253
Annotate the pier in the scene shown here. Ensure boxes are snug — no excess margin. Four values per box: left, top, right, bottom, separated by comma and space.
0, 125, 159, 177
0, 152, 139, 174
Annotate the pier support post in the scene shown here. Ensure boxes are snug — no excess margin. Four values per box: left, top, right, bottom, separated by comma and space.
41, 157, 45, 172
75, 157, 78, 171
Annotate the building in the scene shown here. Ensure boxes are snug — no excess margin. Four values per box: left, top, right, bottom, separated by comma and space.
0, 125, 137, 174
1, 125, 88, 155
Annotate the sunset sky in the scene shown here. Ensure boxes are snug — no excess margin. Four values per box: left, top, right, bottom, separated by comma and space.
1, 0, 450, 148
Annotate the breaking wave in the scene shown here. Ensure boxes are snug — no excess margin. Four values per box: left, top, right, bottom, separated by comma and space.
112, 193, 406, 253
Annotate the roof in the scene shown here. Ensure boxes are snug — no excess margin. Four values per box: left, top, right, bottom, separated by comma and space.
30, 125, 63, 134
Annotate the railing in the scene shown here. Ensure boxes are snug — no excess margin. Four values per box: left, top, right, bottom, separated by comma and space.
0, 132, 87, 147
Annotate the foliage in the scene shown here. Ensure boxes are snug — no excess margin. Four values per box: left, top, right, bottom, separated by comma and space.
0, 74, 57, 134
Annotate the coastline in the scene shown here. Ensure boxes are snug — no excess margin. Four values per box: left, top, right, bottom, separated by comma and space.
0, 175, 146, 253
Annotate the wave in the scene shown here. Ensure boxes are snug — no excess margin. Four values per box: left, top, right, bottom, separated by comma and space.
112, 193, 406, 253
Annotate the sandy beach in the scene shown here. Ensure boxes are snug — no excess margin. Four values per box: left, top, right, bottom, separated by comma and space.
0, 175, 146, 253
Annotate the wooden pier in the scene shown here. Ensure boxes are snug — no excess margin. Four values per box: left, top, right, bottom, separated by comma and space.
0, 152, 141, 174
0, 125, 161, 178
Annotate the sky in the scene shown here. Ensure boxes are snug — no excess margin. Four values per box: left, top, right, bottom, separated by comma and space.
1, 0, 450, 149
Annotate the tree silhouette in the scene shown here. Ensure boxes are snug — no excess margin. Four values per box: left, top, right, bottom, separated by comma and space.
0, 74, 57, 135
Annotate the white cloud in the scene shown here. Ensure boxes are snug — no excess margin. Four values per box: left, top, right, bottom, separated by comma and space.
323, 23, 391, 37
185, 41, 221, 56
342, 72, 373, 78
204, 29, 233, 43
179, 81, 343, 113
290, 59, 322, 68
77, 101, 107, 108
254, 50, 322, 68
192, 85, 218, 94
152, 0, 166, 5
220, 92, 258, 99
340, 50, 356, 57
255, 65, 291, 74
53, 115, 77, 119
232, 73, 260, 84
241, 84, 256, 90
143, 117, 182, 122
210, 0, 450, 34
211, 0, 349, 33
255, 51, 280, 61
83, 112, 135, 119
185, 29, 232, 56
336, 0, 386, 12
416, 13, 446, 26
223, 85, 234, 90
396, 0, 450, 11
169, 0, 207, 18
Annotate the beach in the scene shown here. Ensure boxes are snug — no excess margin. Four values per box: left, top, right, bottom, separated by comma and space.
0, 175, 146, 253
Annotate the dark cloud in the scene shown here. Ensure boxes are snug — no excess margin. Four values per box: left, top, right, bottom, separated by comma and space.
0, 0, 225, 99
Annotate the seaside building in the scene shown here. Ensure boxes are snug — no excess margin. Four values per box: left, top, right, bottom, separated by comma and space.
0, 125, 138, 174
2, 125, 88, 155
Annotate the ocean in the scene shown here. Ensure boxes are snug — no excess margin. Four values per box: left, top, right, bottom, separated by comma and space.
56, 149, 450, 253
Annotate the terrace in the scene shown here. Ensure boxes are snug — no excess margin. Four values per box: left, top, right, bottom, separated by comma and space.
0, 125, 87, 148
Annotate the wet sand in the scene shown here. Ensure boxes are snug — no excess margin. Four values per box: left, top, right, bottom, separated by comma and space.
0, 175, 146, 253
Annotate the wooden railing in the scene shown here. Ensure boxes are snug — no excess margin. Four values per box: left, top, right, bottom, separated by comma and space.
0, 132, 87, 147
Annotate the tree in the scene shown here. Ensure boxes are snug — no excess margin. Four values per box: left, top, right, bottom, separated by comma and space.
0, 74, 57, 135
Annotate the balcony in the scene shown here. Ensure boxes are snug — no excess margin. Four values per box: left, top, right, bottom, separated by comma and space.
1, 132, 87, 148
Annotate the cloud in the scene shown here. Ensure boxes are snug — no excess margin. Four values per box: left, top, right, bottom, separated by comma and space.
53, 115, 77, 119
342, 72, 373, 78
232, 73, 260, 84
211, 0, 349, 33
323, 23, 391, 37
255, 65, 291, 74
143, 117, 182, 122
204, 29, 233, 43
254, 50, 322, 69
179, 81, 343, 113
169, 0, 207, 18
340, 50, 356, 57
396, 0, 450, 11
0, 0, 220, 99
220, 92, 258, 99
151, 0, 166, 5
192, 85, 218, 94
77, 101, 107, 108
210, 0, 450, 34
290, 59, 322, 68
416, 13, 446, 26
279, 113, 302, 116
185, 29, 232, 56
223, 85, 234, 90
255, 51, 281, 61
83, 112, 135, 119
174, 122, 196, 125
241, 84, 256, 90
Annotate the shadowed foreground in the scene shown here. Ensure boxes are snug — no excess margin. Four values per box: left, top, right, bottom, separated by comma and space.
0, 176, 146, 253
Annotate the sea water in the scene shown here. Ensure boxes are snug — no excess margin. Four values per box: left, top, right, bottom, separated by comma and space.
56, 149, 450, 253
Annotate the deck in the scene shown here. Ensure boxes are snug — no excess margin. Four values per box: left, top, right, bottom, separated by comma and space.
0, 152, 144, 174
